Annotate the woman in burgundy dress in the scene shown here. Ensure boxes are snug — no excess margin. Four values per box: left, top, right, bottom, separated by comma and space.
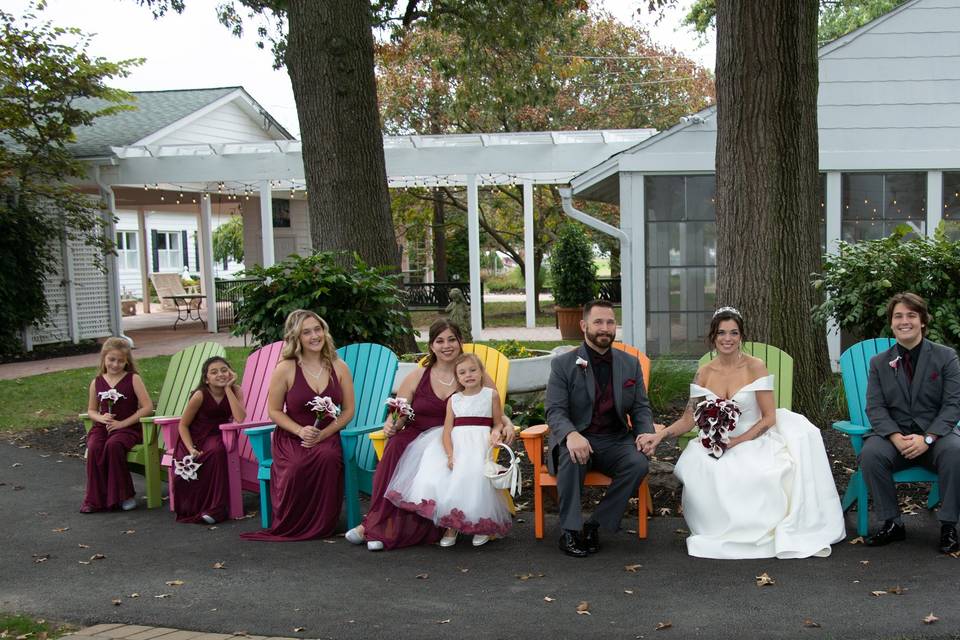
82, 337, 154, 513
345, 319, 514, 551
242, 310, 355, 541
172, 356, 246, 524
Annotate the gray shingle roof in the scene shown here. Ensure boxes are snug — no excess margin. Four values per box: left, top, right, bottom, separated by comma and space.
69, 86, 240, 158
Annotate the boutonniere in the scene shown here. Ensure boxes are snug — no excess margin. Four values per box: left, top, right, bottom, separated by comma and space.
575, 356, 588, 369
889, 356, 901, 372
623, 378, 636, 388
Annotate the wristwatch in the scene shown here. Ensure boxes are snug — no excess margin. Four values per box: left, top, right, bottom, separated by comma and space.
924, 434, 936, 445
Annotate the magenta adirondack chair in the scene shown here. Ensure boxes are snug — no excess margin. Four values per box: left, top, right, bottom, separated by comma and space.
159, 341, 283, 519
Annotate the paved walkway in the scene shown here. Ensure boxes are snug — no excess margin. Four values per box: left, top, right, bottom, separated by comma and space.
65, 624, 300, 640
3, 442, 959, 639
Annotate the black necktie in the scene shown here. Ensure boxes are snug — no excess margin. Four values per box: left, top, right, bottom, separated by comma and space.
903, 351, 914, 384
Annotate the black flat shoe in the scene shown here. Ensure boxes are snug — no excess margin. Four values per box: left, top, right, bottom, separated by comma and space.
558, 530, 588, 558
582, 521, 600, 554
864, 521, 906, 547
939, 524, 959, 554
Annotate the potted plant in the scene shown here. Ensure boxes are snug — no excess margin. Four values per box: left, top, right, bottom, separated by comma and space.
550, 223, 597, 339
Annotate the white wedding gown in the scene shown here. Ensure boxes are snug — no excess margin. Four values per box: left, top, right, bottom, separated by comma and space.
674, 375, 846, 559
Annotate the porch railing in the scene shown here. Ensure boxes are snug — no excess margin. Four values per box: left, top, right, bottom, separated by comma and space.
214, 277, 262, 331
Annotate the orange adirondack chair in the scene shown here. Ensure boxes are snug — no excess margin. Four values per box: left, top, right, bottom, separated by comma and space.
520, 342, 652, 539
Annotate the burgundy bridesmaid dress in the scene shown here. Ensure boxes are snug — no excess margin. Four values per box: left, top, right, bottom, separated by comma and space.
82, 372, 142, 511
173, 388, 232, 524
242, 365, 344, 541
362, 367, 447, 549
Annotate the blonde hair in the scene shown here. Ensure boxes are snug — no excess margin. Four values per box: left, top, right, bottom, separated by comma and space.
280, 309, 338, 367
454, 352, 485, 386
97, 337, 138, 375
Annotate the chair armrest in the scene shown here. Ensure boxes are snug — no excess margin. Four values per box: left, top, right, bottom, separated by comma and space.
832, 420, 869, 436
220, 420, 274, 432
80, 413, 93, 433
520, 424, 549, 440
154, 417, 181, 428
520, 423, 549, 469
342, 422, 388, 439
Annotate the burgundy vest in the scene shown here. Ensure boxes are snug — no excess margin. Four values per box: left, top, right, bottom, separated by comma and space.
585, 376, 620, 435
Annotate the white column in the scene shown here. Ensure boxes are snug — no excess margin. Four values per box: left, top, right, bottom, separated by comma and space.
467, 174, 483, 340
927, 170, 943, 236
137, 207, 150, 313
199, 195, 217, 333
825, 172, 843, 370
99, 186, 131, 346
523, 180, 536, 329
259, 180, 275, 267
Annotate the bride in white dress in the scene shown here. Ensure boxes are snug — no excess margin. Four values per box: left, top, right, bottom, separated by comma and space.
638, 307, 846, 559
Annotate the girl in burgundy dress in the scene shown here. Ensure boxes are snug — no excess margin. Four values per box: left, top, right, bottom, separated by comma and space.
242, 310, 355, 541
345, 319, 514, 551
172, 356, 246, 524
82, 337, 154, 513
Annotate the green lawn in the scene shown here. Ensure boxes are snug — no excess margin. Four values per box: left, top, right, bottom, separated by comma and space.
0, 614, 74, 640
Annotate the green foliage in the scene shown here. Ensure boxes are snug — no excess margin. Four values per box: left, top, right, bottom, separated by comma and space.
647, 358, 698, 414
492, 339, 534, 360
0, 614, 73, 640
0, 6, 141, 353
550, 223, 597, 308
446, 226, 470, 282
812, 225, 960, 350
233, 251, 415, 353
212, 215, 244, 263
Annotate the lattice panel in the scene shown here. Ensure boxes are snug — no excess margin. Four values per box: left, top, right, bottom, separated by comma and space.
31, 237, 70, 345
72, 237, 111, 340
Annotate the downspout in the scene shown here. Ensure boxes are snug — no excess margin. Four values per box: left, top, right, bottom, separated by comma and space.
558, 187, 628, 244
94, 164, 134, 347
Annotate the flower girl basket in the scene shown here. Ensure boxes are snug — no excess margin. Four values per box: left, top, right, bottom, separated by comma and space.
484, 443, 522, 497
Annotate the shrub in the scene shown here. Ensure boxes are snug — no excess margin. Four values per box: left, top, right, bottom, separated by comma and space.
233, 252, 414, 353
812, 225, 960, 350
493, 339, 534, 359
550, 223, 597, 308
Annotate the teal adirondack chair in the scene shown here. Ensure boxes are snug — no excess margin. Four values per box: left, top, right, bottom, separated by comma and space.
158, 341, 283, 519
678, 342, 794, 450
833, 338, 940, 536
244, 343, 398, 529
82, 341, 225, 509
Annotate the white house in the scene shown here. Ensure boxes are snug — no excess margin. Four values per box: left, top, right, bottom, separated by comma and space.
568, 0, 960, 362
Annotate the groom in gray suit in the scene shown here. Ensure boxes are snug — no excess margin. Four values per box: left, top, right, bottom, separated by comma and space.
862, 292, 960, 553
545, 300, 653, 557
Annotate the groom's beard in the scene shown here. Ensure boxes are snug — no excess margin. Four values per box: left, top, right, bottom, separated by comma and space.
586, 329, 614, 350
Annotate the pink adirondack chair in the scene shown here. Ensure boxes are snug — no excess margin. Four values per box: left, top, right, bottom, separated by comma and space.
159, 341, 283, 519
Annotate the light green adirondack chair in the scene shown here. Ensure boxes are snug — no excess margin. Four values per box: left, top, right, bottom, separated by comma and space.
82, 341, 226, 508
677, 342, 794, 450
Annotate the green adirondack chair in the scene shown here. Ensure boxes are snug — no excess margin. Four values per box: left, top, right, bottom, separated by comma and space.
677, 342, 794, 450
82, 341, 226, 508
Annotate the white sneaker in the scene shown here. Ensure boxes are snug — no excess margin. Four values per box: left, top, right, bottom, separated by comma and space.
121, 498, 137, 511
366, 540, 384, 551
472, 534, 490, 547
201, 514, 216, 524
440, 530, 459, 547
345, 526, 365, 545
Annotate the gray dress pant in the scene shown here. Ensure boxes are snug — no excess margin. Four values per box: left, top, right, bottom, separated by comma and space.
556, 430, 649, 533
859, 432, 960, 523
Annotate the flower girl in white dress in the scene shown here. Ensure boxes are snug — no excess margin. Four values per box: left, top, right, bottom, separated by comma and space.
386, 353, 512, 547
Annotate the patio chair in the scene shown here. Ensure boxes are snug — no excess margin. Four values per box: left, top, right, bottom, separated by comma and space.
157, 341, 283, 519
150, 273, 201, 312
832, 338, 940, 536
81, 341, 226, 509
519, 342, 652, 539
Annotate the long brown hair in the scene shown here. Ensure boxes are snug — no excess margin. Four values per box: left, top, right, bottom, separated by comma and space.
97, 337, 138, 376
706, 307, 746, 349
280, 309, 338, 367
423, 319, 464, 367
192, 356, 236, 395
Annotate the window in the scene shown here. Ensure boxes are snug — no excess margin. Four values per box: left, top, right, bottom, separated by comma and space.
156, 231, 183, 271
115, 231, 139, 271
272, 199, 291, 228
841, 173, 926, 242
943, 172, 960, 241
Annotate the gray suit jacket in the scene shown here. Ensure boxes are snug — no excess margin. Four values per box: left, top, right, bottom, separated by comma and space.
544, 344, 653, 473
865, 338, 960, 438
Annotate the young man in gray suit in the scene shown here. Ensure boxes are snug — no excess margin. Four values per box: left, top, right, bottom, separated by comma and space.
862, 292, 960, 553
545, 300, 653, 557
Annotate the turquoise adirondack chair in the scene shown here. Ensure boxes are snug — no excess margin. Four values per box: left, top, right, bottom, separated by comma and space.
678, 342, 794, 450
158, 341, 283, 519
833, 338, 940, 536
244, 343, 398, 529
82, 341, 225, 509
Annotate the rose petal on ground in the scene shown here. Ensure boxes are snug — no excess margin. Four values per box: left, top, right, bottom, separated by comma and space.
213, 562, 226, 570
576, 601, 590, 615
154, 594, 171, 599
437, 620, 451, 625
416, 573, 429, 580
90, 554, 106, 561
923, 613, 939, 624
544, 596, 555, 602
32, 554, 50, 563
655, 621, 672, 630
111, 599, 122, 606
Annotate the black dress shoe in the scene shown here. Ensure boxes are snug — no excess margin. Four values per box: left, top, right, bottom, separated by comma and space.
939, 524, 959, 554
864, 520, 906, 547
582, 521, 600, 554
558, 530, 588, 558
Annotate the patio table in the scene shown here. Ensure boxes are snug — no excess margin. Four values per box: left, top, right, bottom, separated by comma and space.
169, 293, 206, 330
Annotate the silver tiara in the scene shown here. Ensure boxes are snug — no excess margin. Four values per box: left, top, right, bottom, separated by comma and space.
713, 306, 742, 318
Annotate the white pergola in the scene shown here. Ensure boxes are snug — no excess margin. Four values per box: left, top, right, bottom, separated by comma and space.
95, 128, 655, 341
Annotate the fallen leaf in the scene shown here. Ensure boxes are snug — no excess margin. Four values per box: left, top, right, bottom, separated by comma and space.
849, 536, 864, 545
154, 594, 171, 599
674, 528, 689, 535
165, 580, 185, 586
886, 585, 907, 595
78, 561, 90, 565
923, 613, 939, 625
77, 544, 89, 549
625, 529, 637, 535
457, 567, 469, 573
11, 463, 22, 468
515, 573, 545, 581
543, 596, 555, 602
624, 590, 634, 595
293, 628, 305, 633
859, 560, 870, 566
213, 562, 226, 570
111, 599, 122, 606
207, 526, 218, 531
32, 553, 50, 563
437, 620, 450, 625
624, 564, 643, 572
655, 621, 672, 630
13, 486, 24, 491
870, 590, 887, 597
576, 601, 591, 615
129, 593, 140, 598
416, 573, 429, 580
658, 508, 671, 516
322, 539, 336, 544
802, 618, 821, 628
52, 527, 69, 533
755, 572, 776, 587
122, 530, 136, 535
90, 553, 106, 561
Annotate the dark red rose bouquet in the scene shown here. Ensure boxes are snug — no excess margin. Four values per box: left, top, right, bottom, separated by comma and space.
694, 398, 741, 459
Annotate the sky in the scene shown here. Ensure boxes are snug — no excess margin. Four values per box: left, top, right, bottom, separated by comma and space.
7, 0, 715, 139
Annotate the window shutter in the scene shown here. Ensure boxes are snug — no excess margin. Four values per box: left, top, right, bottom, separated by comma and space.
151, 229, 159, 272
181, 230, 189, 268
223, 256, 229, 270
193, 233, 199, 272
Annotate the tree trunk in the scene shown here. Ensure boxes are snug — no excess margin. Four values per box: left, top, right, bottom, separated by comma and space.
432, 190, 447, 281
715, 0, 830, 421
285, 2, 416, 352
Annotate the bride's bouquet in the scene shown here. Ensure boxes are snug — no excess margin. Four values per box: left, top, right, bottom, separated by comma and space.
694, 398, 741, 459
